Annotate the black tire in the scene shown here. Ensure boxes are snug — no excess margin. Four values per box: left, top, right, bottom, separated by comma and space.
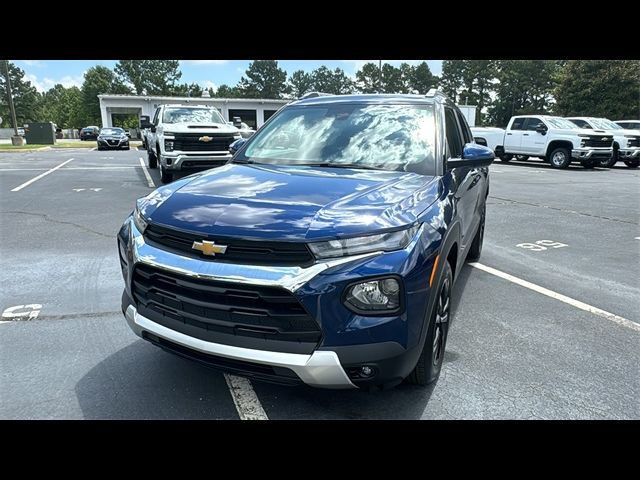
499, 154, 513, 162
624, 159, 639, 168
549, 147, 572, 169
466, 204, 485, 262
147, 147, 157, 169
159, 161, 173, 183
405, 261, 453, 386
580, 159, 595, 169
515, 155, 529, 161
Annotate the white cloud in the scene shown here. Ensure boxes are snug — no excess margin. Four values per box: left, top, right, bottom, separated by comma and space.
201, 80, 217, 92
25, 73, 84, 92
20, 60, 46, 68
181, 60, 229, 66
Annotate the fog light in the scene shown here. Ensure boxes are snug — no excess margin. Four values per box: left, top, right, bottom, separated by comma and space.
166, 158, 173, 165
361, 366, 373, 377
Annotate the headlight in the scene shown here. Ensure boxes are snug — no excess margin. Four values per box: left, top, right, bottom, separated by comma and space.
308, 224, 420, 259
345, 277, 402, 313
133, 198, 148, 233
165, 139, 174, 151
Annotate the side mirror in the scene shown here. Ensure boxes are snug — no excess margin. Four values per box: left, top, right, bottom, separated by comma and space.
447, 143, 494, 169
140, 119, 153, 129
229, 138, 247, 155
536, 126, 547, 135
474, 137, 488, 147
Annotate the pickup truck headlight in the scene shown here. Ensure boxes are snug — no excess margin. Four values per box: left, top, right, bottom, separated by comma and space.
345, 276, 402, 313
133, 199, 149, 233
308, 224, 420, 259
164, 140, 174, 151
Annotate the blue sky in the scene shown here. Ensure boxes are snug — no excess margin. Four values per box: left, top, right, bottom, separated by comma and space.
15, 60, 443, 92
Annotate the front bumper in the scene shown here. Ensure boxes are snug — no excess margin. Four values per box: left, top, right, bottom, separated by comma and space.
161, 152, 232, 171
125, 302, 356, 388
98, 139, 129, 149
571, 147, 612, 160
618, 148, 640, 160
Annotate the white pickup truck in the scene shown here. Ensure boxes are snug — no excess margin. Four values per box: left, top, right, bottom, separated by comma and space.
472, 115, 614, 169
566, 117, 640, 168
141, 104, 243, 183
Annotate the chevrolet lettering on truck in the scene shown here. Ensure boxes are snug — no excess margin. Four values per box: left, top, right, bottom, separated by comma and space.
118, 91, 494, 390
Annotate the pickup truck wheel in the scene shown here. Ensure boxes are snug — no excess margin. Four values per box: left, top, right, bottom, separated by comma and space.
624, 159, 639, 168
549, 147, 572, 169
147, 148, 157, 169
405, 261, 452, 386
515, 155, 529, 161
159, 162, 173, 183
466, 205, 485, 262
499, 154, 512, 162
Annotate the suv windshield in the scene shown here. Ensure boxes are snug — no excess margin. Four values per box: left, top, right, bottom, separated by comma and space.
240, 103, 436, 175
100, 128, 124, 135
546, 117, 581, 129
592, 118, 622, 130
162, 107, 225, 124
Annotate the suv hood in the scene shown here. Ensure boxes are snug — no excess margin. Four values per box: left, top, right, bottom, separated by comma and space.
162, 123, 239, 134
145, 163, 440, 241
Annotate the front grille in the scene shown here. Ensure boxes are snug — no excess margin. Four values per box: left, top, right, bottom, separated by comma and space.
131, 264, 321, 351
144, 223, 315, 267
173, 133, 235, 152
181, 160, 228, 169
584, 136, 612, 148
627, 137, 640, 148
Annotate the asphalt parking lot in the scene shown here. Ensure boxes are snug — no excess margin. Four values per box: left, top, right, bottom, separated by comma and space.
1, 150, 638, 419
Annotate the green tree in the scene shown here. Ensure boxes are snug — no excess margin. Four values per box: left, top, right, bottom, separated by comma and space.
288, 70, 314, 98
213, 84, 244, 97
237, 60, 288, 99
36, 84, 84, 128
0, 61, 40, 127
488, 60, 560, 127
310, 66, 354, 95
173, 82, 204, 97
554, 60, 640, 119
439, 60, 465, 102
355, 62, 382, 93
408, 61, 438, 94
356, 62, 436, 94
114, 60, 182, 95
80, 65, 118, 126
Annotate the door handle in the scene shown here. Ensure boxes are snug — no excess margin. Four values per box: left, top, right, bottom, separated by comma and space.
523, 134, 529, 136
506, 133, 512, 135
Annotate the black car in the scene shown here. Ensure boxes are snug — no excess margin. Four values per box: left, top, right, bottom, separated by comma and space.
80, 126, 100, 141
97, 127, 130, 150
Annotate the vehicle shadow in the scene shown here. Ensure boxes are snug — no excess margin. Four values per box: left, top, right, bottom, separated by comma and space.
495, 158, 609, 171
74, 340, 238, 419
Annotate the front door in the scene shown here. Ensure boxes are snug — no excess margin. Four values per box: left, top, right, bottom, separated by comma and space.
521, 117, 548, 155
504, 117, 525, 153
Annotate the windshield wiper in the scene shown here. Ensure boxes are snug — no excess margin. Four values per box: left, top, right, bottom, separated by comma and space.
296, 162, 386, 171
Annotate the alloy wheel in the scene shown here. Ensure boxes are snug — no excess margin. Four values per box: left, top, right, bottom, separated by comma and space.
432, 276, 451, 367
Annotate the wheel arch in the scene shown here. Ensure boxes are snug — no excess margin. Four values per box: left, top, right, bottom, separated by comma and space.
546, 140, 573, 157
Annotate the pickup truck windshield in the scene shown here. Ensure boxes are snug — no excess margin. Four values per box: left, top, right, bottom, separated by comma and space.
546, 117, 582, 129
162, 107, 226, 124
240, 104, 436, 175
591, 118, 622, 130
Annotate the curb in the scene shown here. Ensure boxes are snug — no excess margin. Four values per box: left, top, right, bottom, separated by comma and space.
0, 146, 52, 153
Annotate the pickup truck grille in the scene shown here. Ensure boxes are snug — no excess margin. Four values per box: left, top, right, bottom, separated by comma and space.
172, 133, 235, 152
131, 264, 322, 350
627, 137, 640, 148
144, 223, 315, 267
583, 136, 613, 148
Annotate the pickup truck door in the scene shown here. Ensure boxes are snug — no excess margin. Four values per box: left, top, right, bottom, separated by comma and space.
521, 117, 548, 155
503, 117, 525, 153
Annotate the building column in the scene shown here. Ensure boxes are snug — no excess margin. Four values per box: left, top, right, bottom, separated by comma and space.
100, 104, 110, 127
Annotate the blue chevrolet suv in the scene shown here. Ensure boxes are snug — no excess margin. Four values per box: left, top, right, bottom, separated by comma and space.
118, 91, 494, 390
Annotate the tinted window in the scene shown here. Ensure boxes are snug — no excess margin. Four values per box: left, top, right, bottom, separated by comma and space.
455, 109, 473, 144
241, 103, 436, 175
444, 107, 463, 158
523, 118, 546, 131
569, 119, 589, 128
510, 118, 525, 130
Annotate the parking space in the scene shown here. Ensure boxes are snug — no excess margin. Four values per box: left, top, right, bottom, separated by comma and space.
1, 150, 638, 419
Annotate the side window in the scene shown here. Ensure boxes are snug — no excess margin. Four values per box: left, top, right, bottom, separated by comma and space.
570, 119, 588, 128
444, 108, 463, 158
523, 118, 546, 131
510, 118, 525, 130
152, 108, 160, 126
454, 109, 473, 144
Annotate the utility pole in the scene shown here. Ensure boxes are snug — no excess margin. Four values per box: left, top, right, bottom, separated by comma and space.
2, 60, 23, 146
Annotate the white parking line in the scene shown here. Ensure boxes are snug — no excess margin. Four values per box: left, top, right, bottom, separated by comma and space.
469, 262, 640, 332
0, 166, 138, 171
138, 157, 155, 188
224, 374, 269, 420
10, 158, 74, 192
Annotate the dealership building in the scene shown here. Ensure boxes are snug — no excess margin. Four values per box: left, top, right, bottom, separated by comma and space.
97, 93, 290, 131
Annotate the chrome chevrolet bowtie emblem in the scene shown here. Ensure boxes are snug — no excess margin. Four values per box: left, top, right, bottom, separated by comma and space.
192, 240, 227, 256
199, 136, 213, 142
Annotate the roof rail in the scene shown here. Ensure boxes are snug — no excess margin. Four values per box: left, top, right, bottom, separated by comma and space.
299, 91, 332, 100
425, 88, 446, 98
